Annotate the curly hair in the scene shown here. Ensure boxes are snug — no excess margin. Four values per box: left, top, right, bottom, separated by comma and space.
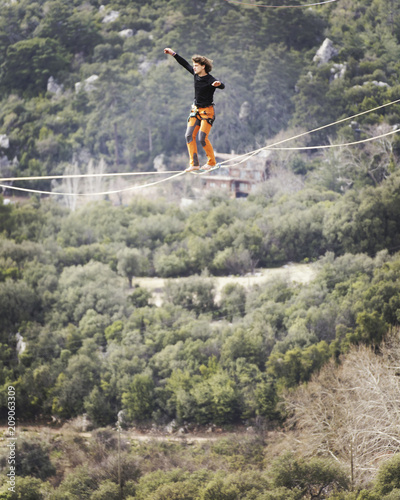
192, 54, 213, 74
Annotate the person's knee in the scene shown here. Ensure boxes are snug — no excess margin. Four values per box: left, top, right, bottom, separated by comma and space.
199, 131, 207, 147
185, 127, 195, 144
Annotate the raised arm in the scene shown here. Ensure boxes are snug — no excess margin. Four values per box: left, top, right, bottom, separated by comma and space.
164, 48, 194, 75
164, 48, 176, 56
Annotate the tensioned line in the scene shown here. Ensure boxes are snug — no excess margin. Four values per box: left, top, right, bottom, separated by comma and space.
223, 0, 338, 9
0, 170, 182, 183
219, 97, 400, 168
2, 97, 400, 196
0, 171, 186, 197
267, 127, 400, 151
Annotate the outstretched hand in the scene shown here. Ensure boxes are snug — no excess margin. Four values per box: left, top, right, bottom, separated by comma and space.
212, 81, 222, 87
164, 48, 175, 56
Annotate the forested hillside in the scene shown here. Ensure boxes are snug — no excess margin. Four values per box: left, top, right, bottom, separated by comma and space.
1, 0, 400, 499
1, 0, 400, 181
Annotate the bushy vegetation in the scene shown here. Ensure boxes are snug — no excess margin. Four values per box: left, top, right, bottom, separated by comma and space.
1, 425, 400, 499
1, 181, 400, 426
1, 188, 400, 499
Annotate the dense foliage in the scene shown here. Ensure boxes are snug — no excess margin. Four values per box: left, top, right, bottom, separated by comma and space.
0, 424, 399, 498
0, 0, 400, 180
1, 182, 400, 428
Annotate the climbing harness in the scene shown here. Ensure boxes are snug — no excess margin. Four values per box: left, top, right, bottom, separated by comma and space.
188, 103, 215, 125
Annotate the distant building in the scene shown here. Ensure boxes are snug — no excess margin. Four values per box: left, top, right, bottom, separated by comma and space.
201, 152, 270, 198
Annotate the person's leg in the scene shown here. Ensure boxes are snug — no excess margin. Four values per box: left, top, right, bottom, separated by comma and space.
185, 116, 201, 169
198, 107, 216, 167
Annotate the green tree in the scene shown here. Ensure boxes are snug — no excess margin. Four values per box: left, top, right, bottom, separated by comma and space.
133, 469, 204, 500
164, 369, 196, 422
255, 379, 280, 420
145, 481, 200, 500
128, 285, 152, 308
266, 341, 330, 389
78, 309, 111, 342
86, 65, 138, 167
153, 250, 190, 278
56, 261, 130, 324
16, 438, 56, 480
35, 0, 102, 55
218, 283, 246, 322
84, 386, 116, 427
191, 372, 239, 425
0, 279, 38, 337
1, 38, 70, 97
212, 247, 254, 276
353, 310, 388, 346
221, 328, 265, 368
201, 470, 271, 500
373, 454, 400, 498
260, 0, 324, 49
122, 373, 155, 422
52, 351, 101, 418
323, 173, 400, 257
252, 44, 303, 139
90, 480, 121, 500
257, 488, 302, 500
117, 247, 148, 287
291, 67, 347, 146
105, 320, 124, 343
55, 468, 96, 500
270, 452, 349, 499
0, 476, 51, 500
164, 277, 215, 316
201, 477, 242, 500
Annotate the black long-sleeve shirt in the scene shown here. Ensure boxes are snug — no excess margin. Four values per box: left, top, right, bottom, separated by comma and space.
173, 53, 225, 107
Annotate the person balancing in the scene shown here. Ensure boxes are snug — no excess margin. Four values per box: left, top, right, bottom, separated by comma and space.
164, 48, 225, 172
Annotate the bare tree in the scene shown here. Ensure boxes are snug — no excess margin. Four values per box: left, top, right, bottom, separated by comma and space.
53, 159, 110, 209
285, 331, 400, 488
54, 162, 80, 211
344, 123, 396, 185
84, 158, 106, 200
316, 123, 397, 191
